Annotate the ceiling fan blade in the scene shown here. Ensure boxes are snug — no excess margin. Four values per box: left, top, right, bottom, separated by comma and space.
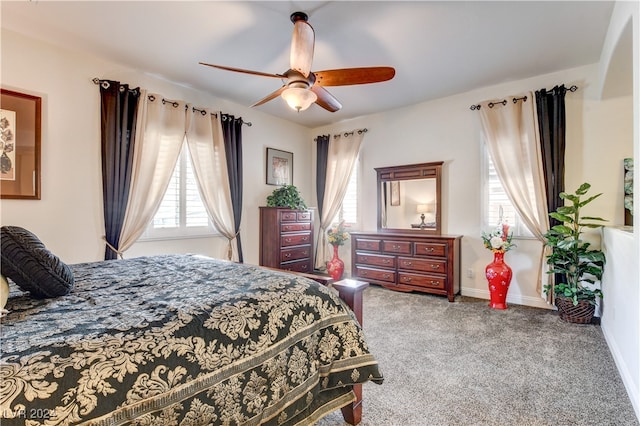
199, 62, 285, 79
311, 86, 342, 112
314, 67, 396, 86
290, 19, 314, 77
251, 85, 286, 107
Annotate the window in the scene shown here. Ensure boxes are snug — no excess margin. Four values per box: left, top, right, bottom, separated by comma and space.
143, 145, 216, 240
483, 147, 533, 237
332, 157, 359, 227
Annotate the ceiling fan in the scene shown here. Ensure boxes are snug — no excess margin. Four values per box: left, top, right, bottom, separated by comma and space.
200, 11, 395, 113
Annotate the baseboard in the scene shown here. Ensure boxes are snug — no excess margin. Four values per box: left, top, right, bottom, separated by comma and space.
461, 286, 553, 310
601, 322, 640, 421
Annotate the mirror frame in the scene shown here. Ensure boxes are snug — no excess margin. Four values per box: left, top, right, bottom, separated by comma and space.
375, 161, 443, 234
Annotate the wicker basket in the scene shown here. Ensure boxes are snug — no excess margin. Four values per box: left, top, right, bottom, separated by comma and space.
555, 297, 595, 324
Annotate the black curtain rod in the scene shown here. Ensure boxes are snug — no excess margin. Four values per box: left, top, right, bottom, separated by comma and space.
314, 128, 368, 142
93, 78, 252, 126
469, 84, 578, 111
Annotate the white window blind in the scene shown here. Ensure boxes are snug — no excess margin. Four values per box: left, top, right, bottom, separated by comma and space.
332, 157, 359, 226
144, 145, 215, 239
483, 147, 533, 237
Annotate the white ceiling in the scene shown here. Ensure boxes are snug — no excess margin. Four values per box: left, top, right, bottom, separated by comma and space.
1, 1, 614, 128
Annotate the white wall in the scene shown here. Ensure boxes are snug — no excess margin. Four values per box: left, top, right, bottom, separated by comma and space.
0, 29, 314, 265
597, 1, 639, 419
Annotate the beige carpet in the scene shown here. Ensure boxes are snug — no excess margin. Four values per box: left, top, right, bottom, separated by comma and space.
316, 286, 638, 426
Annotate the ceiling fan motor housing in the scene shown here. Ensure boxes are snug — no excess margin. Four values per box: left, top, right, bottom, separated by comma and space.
290, 12, 309, 23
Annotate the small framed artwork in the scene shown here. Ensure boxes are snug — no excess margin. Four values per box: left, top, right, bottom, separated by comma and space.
266, 147, 293, 186
1, 88, 41, 199
390, 181, 400, 206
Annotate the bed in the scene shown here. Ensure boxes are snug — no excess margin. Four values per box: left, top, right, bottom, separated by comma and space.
0, 235, 382, 425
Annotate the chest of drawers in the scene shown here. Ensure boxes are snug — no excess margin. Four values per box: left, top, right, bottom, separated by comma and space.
259, 207, 314, 273
350, 231, 461, 301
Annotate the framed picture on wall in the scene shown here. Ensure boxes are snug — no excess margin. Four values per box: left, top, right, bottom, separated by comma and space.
266, 147, 293, 186
1, 88, 41, 199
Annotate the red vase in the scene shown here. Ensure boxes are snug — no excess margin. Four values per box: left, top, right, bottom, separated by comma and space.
485, 251, 512, 310
327, 245, 345, 281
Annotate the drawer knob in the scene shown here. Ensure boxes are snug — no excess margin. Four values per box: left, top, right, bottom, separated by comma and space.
393, 244, 400, 250
430, 280, 439, 285
362, 256, 368, 261
302, 237, 308, 242
431, 264, 440, 270
383, 274, 391, 279
425, 247, 434, 253
285, 253, 291, 258
285, 238, 292, 243
383, 259, 391, 264
405, 261, 413, 266
404, 277, 412, 282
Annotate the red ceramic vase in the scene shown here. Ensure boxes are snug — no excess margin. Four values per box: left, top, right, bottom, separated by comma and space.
485, 251, 512, 310
327, 245, 345, 281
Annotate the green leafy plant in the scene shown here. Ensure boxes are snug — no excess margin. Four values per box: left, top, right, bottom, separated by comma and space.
266, 184, 307, 210
543, 183, 607, 306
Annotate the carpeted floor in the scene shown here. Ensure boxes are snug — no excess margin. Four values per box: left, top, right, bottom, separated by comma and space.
316, 286, 638, 426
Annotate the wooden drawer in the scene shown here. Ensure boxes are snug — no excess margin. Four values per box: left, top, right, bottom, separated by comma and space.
354, 266, 395, 283
356, 238, 381, 252
414, 242, 447, 257
281, 233, 312, 247
281, 246, 311, 262
297, 211, 312, 221
398, 272, 446, 289
398, 257, 446, 274
357, 252, 395, 268
281, 222, 311, 233
382, 240, 411, 255
281, 259, 312, 273
280, 211, 298, 221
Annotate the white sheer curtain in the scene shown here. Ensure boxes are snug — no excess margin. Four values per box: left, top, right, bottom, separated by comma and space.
186, 108, 238, 261
118, 92, 186, 253
478, 93, 550, 300
314, 130, 365, 270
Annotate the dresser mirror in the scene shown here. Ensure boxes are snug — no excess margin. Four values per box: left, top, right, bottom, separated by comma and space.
376, 161, 443, 234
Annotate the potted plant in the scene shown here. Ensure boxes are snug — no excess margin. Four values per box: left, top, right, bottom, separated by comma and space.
543, 182, 607, 324
266, 184, 307, 210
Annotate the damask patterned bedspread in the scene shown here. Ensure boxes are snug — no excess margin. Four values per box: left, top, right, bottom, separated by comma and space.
0, 254, 383, 425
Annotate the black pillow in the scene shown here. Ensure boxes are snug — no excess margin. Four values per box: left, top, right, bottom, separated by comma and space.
0, 226, 74, 298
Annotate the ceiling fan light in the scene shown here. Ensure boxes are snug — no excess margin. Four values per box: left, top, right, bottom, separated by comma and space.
282, 87, 317, 112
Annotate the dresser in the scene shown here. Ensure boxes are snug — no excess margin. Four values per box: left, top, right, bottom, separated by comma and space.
350, 231, 462, 301
259, 207, 314, 273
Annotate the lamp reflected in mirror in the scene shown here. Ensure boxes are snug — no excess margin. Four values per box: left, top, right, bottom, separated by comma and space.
413, 203, 435, 229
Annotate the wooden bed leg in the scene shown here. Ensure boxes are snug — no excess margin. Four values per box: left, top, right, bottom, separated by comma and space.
332, 279, 368, 425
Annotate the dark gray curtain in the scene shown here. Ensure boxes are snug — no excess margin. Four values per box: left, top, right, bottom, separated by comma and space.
221, 114, 244, 263
99, 80, 140, 260
314, 134, 331, 272
315, 135, 330, 220
535, 85, 566, 229
536, 84, 567, 286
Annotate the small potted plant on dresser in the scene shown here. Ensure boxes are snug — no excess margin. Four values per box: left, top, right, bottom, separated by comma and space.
544, 183, 607, 324
266, 184, 307, 210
